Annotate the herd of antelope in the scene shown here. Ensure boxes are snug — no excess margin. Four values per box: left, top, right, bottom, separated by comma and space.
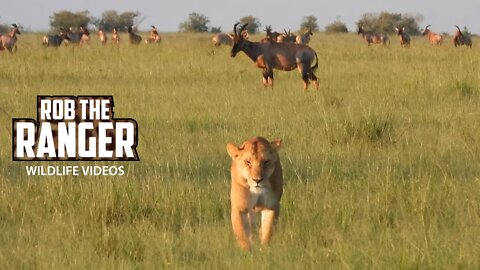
0, 22, 476, 90
41, 25, 162, 47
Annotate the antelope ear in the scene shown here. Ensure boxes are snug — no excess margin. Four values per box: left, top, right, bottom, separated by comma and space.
270, 139, 282, 151
402, 27, 405, 31
227, 33, 234, 39
395, 27, 398, 31
227, 143, 241, 159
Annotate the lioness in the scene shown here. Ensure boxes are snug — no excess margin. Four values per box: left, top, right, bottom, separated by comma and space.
226, 136, 283, 250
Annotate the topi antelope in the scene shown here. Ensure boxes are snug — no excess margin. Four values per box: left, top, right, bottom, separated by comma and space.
395, 26, 411, 47
97, 27, 107, 45
262, 25, 281, 42
422, 25, 443, 45
65, 27, 82, 45
127, 26, 142, 45
453, 25, 472, 48
212, 30, 248, 47
0, 24, 21, 53
42, 28, 70, 47
277, 29, 296, 43
145, 25, 161, 44
357, 25, 389, 46
231, 23, 319, 91
80, 25, 90, 44
112, 27, 120, 44
296, 28, 313, 44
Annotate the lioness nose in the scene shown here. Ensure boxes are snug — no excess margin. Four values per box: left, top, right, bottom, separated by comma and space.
252, 177, 264, 183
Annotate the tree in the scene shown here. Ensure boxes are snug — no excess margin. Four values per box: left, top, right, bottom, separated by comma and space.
92, 10, 140, 32
179, 12, 210, 32
238, 16, 261, 34
49, 10, 91, 32
210, 26, 222, 33
325, 19, 348, 33
356, 12, 423, 35
300, 15, 319, 32
0, 23, 9, 34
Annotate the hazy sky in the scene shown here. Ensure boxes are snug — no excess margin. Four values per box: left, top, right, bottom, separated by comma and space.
2, 0, 480, 34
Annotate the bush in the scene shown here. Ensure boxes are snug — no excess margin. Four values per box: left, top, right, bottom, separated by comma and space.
179, 12, 210, 33
325, 20, 348, 33
49, 10, 92, 32
300, 15, 319, 32
238, 16, 261, 34
356, 12, 423, 35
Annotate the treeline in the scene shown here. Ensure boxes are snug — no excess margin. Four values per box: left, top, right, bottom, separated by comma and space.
41, 10, 423, 34
49, 10, 140, 32
179, 11, 424, 35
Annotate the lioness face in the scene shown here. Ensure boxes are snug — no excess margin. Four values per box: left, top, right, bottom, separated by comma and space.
227, 137, 281, 190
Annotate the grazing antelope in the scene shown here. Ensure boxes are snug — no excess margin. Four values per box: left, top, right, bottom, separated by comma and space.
231, 23, 319, 91
453, 25, 472, 48
97, 28, 107, 45
422, 25, 443, 45
395, 26, 411, 47
127, 26, 142, 45
42, 28, 70, 47
357, 25, 389, 46
145, 25, 161, 44
295, 28, 313, 45
111, 27, 120, 44
0, 24, 21, 53
277, 29, 296, 43
212, 30, 248, 47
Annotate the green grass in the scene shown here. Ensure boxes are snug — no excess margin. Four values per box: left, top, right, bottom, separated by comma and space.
0, 32, 480, 269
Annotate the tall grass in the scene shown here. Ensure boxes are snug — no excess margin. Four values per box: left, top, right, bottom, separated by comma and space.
0, 32, 479, 269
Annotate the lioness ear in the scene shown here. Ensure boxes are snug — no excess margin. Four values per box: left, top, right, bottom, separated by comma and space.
227, 143, 240, 159
270, 139, 282, 151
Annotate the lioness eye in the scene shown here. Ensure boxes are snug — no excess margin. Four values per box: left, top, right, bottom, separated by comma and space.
245, 160, 252, 167
264, 160, 269, 165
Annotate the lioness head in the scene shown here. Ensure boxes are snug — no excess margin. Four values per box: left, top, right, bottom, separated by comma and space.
227, 137, 282, 190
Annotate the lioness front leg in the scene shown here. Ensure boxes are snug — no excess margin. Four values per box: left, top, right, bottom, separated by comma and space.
231, 209, 252, 250
259, 208, 277, 245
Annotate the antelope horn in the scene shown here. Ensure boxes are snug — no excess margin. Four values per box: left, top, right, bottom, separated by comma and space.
239, 23, 248, 34
233, 23, 240, 37
425, 25, 431, 29
454, 25, 461, 31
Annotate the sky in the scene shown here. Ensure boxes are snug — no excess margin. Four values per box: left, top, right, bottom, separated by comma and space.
2, 0, 480, 34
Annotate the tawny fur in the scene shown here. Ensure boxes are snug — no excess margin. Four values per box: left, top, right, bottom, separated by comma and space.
422, 25, 443, 45
97, 28, 107, 45
212, 30, 248, 47
145, 25, 161, 44
111, 27, 120, 44
227, 137, 283, 250
0, 24, 21, 53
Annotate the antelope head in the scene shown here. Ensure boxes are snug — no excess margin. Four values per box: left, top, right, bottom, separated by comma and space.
11, 24, 21, 35
395, 26, 405, 35
422, 25, 431, 36
357, 24, 364, 35
231, 23, 248, 58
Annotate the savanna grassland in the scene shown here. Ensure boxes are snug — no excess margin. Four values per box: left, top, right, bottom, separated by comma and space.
0, 32, 480, 269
